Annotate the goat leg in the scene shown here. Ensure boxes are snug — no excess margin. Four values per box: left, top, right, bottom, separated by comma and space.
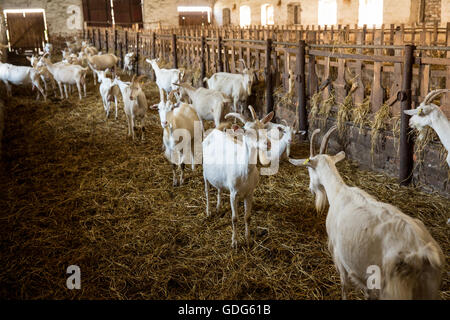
244, 193, 253, 248
230, 192, 238, 249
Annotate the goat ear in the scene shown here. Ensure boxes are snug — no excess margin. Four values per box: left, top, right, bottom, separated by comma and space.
261, 111, 274, 124
332, 151, 346, 164
404, 109, 418, 116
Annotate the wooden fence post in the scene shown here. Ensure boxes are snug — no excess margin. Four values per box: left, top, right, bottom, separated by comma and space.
399, 45, 415, 186
201, 36, 206, 87
217, 36, 224, 72
119, 42, 124, 69
105, 29, 109, 53
98, 29, 102, 51
136, 32, 140, 75
172, 34, 178, 68
125, 31, 128, 54
265, 38, 274, 115
297, 40, 307, 136
151, 32, 156, 59
114, 29, 118, 56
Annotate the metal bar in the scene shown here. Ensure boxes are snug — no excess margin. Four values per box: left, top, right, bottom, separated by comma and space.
265, 38, 274, 115
399, 45, 415, 186
297, 40, 307, 136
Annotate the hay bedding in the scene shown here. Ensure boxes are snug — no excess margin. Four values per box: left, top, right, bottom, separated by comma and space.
0, 76, 448, 300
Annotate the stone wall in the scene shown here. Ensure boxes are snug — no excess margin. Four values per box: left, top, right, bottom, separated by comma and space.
212, 0, 448, 27
1, 0, 83, 37
0, 3, 7, 58
143, 0, 215, 29
423, 0, 442, 23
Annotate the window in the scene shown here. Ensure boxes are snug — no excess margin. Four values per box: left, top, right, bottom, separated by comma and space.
287, 3, 301, 25
318, 0, 337, 26
240, 5, 251, 27
358, 0, 383, 27
261, 4, 274, 25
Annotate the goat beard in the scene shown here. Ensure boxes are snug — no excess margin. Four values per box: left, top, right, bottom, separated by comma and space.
313, 186, 328, 214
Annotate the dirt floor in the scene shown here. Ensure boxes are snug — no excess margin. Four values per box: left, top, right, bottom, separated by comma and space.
0, 73, 448, 300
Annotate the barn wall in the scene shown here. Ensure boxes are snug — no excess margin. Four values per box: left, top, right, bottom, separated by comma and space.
142, 0, 215, 29
441, 0, 450, 25
336, 0, 358, 25
0, 3, 8, 56
1, 0, 84, 37
383, 0, 414, 25
0, 98, 4, 158
213, 0, 319, 26
212, 0, 448, 27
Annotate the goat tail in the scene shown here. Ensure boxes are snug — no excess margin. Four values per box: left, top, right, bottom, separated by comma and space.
202, 77, 209, 83
382, 242, 443, 300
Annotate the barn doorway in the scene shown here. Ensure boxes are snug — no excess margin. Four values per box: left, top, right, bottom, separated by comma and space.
178, 6, 211, 26
3, 9, 48, 52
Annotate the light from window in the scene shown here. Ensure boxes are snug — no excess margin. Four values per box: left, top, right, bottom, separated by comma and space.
358, 0, 383, 27
240, 5, 251, 27
318, 0, 337, 26
261, 4, 274, 25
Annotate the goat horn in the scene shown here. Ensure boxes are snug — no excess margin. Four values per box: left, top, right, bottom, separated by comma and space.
238, 58, 247, 70
224, 112, 247, 125
135, 75, 147, 82
248, 105, 257, 120
281, 119, 289, 127
319, 125, 338, 155
167, 91, 176, 102
423, 89, 450, 105
310, 129, 320, 157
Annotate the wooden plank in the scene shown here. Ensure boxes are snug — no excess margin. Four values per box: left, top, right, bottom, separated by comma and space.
371, 29, 384, 112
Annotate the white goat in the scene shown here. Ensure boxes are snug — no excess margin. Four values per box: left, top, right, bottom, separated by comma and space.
203, 59, 256, 113
174, 82, 231, 127
66, 39, 82, 54
145, 58, 184, 101
404, 89, 450, 166
27, 54, 57, 96
40, 56, 88, 100
123, 52, 136, 75
203, 107, 273, 248
289, 126, 444, 300
43, 43, 53, 57
267, 119, 299, 160
87, 53, 119, 85
151, 92, 201, 186
0, 61, 46, 100
95, 70, 120, 120
113, 75, 147, 141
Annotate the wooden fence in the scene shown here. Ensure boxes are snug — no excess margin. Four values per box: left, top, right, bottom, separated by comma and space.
83, 24, 450, 185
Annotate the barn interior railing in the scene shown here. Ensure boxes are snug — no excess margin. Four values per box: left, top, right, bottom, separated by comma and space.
81, 23, 450, 188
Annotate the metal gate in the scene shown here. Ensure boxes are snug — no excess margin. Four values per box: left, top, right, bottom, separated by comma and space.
6, 12, 46, 51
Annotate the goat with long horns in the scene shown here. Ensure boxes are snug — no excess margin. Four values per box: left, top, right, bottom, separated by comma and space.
289, 126, 443, 300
